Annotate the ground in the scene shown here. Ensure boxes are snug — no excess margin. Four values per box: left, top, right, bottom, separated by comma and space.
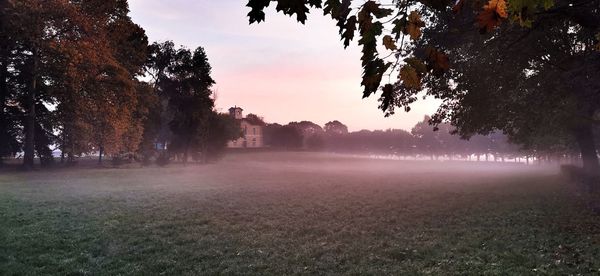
1, 152, 599, 275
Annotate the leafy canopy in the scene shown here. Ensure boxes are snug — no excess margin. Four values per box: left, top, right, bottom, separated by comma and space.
245, 0, 588, 113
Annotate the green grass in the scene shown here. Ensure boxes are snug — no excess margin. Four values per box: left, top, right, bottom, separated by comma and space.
1, 152, 599, 275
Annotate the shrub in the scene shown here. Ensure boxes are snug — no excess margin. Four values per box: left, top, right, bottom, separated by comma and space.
156, 153, 170, 167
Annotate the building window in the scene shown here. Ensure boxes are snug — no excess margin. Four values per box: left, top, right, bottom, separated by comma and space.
244, 126, 247, 135
253, 128, 256, 135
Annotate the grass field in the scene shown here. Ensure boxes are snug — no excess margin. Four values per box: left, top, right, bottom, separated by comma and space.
1, 152, 599, 275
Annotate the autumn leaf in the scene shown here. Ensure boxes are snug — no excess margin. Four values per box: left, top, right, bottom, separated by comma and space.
424, 46, 450, 75
400, 64, 421, 89
403, 11, 425, 40
382, 35, 397, 50
404, 57, 427, 73
477, 0, 508, 33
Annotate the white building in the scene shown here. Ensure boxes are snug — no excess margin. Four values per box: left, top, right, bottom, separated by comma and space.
227, 107, 264, 148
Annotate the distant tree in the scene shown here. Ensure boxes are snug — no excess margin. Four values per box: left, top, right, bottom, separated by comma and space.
264, 123, 303, 149
324, 120, 348, 135
200, 112, 242, 162
244, 113, 267, 127
411, 116, 442, 160
288, 121, 324, 149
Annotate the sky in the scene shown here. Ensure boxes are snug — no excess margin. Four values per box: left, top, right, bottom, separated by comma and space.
128, 0, 440, 131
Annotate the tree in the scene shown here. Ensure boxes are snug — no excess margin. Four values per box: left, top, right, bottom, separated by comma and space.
288, 121, 324, 149
411, 116, 442, 160
4, 0, 89, 168
146, 43, 216, 163
245, 113, 267, 126
201, 112, 243, 162
417, 0, 600, 171
264, 123, 304, 149
245, 0, 600, 172
2, 0, 150, 168
324, 120, 348, 135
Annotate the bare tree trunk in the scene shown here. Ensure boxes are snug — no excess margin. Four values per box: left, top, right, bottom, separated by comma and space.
98, 145, 104, 165
60, 133, 65, 163
573, 124, 600, 174
23, 47, 38, 170
0, 45, 7, 166
183, 142, 189, 165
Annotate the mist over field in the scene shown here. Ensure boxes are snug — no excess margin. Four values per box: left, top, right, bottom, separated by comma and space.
2, 152, 598, 275
3, 0, 600, 275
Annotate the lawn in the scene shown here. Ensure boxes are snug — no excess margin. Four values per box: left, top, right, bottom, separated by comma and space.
1, 152, 599, 275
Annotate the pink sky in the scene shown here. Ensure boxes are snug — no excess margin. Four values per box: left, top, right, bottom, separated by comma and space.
128, 0, 440, 131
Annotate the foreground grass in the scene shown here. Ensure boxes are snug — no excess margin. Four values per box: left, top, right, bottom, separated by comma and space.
1, 152, 599, 275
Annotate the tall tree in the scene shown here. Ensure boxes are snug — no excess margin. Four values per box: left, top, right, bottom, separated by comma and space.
3, 0, 151, 167
5, 0, 93, 168
147, 43, 216, 163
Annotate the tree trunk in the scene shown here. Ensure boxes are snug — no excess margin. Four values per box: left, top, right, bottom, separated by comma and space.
0, 45, 7, 166
98, 145, 104, 165
183, 142, 189, 165
60, 133, 65, 163
573, 124, 600, 174
23, 47, 38, 169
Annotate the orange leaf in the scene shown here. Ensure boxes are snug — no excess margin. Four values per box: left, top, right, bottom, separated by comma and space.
477, 0, 508, 33
382, 35, 397, 50
404, 11, 425, 40
425, 47, 450, 75
400, 65, 421, 89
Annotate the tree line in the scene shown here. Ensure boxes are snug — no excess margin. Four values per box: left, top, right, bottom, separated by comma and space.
255, 115, 592, 164
0, 1, 239, 168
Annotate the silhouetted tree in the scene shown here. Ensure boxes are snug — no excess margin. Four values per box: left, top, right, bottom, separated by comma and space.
324, 120, 348, 135
166, 47, 216, 163
264, 123, 303, 149
288, 121, 324, 149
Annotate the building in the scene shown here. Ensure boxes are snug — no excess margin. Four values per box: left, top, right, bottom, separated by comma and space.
227, 107, 264, 148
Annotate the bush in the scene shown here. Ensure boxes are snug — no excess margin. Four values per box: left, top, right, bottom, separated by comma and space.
111, 153, 135, 167
156, 153, 170, 167
111, 155, 126, 167
140, 151, 155, 167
